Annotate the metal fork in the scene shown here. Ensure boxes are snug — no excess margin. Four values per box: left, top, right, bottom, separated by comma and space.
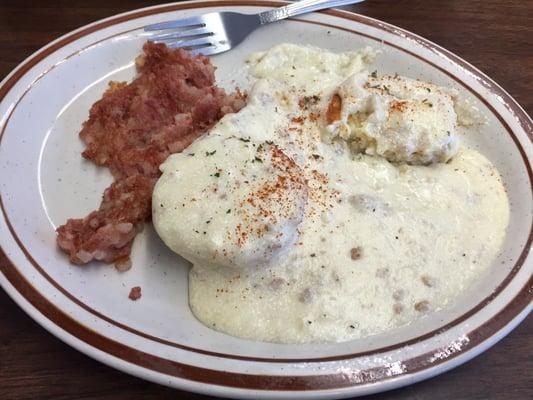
144, 0, 366, 56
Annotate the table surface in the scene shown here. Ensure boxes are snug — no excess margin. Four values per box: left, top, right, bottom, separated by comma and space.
0, 0, 531, 399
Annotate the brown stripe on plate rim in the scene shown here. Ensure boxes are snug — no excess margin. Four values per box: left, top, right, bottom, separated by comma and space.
0, 0, 531, 379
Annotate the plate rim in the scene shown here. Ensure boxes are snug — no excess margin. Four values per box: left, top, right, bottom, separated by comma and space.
0, 0, 532, 397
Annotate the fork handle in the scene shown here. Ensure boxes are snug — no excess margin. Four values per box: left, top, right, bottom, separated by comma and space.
258, 0, 365, 24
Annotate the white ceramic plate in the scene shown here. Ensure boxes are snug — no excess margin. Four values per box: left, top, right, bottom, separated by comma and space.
0, 1, 531, 398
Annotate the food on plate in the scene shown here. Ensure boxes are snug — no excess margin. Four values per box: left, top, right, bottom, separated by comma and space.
128, 286, 142, 301
56, 42, 245, 265
153, 44, 509, 343
326, 74, 461, 164
57, 41, 509, 344
153, 135, 308, 270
